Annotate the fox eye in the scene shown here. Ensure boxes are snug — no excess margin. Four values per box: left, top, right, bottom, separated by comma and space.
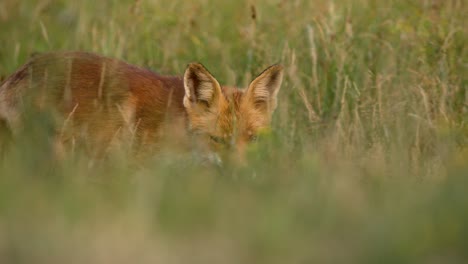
210, 135, 228, 145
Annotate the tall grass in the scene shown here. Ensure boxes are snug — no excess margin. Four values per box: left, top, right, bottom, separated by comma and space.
0, 0, 467, 263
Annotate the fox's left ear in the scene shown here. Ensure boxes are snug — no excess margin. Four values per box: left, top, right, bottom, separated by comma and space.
183, 63, 222, 109
246, 64, 284, 113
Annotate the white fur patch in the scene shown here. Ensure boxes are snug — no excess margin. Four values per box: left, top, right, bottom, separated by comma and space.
252, 78, 272, 102
194, 76, 214, 102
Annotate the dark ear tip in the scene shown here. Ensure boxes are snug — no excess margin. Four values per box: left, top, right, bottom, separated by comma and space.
187, 62, 201, 68
186, 62, 207, 72
270, 64, 284, 72
259, 64, 284, 76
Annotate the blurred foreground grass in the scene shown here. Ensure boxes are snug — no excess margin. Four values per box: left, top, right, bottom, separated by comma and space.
0, 0, 467, 263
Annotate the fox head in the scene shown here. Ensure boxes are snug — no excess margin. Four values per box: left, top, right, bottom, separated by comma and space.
183, 63, 284, 163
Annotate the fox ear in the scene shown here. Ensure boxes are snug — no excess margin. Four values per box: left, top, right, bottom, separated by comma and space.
183, 63, 221, 108
246, 64, 284, 113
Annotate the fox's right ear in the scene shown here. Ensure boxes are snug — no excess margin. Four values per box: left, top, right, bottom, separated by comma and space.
246, 64, 284, 114
183, 63, 222, 109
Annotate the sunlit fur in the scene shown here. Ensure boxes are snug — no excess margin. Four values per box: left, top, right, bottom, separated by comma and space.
0, 52, 283, 161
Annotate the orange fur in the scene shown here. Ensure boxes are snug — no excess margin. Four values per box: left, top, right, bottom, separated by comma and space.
0, 52, 283, 161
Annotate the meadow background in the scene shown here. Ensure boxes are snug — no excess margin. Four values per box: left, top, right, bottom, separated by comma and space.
0, 0, 467, 263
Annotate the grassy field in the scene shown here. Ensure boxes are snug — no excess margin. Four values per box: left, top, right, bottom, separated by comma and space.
0, 0, 467, 263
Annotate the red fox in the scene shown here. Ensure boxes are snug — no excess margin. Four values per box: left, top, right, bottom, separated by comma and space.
0, 52, 283, 162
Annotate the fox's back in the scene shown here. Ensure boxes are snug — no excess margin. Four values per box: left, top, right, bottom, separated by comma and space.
0, 52, 186, 152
